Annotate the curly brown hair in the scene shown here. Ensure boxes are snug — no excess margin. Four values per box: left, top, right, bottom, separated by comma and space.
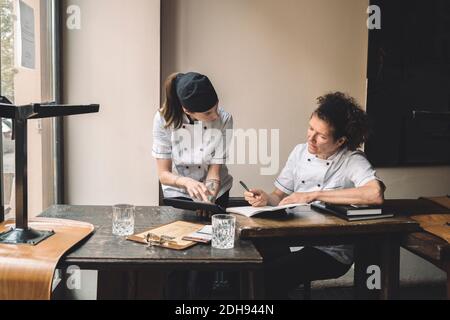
313, 92, 369, 151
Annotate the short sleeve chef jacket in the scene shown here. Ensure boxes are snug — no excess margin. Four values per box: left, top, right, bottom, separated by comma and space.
152, 107, 233, 199
275, 143, 383, 265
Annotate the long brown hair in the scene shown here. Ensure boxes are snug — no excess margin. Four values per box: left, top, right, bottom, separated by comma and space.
160, 73, 184, 129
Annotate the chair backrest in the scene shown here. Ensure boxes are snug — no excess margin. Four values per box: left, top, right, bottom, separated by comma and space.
227, 197, 249, 207
159, 182, 164, 206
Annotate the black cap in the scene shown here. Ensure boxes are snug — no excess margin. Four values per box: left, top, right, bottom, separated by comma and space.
175, 72, 218, 113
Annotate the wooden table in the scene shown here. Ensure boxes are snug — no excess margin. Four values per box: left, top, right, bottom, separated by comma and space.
40, 205, 263, 300
235, 201, 421, 300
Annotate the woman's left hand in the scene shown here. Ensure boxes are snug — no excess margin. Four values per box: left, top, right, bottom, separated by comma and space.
279, 192, 317, 206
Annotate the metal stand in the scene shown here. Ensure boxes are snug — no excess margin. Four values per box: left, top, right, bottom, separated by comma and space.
0, 97, 99, 245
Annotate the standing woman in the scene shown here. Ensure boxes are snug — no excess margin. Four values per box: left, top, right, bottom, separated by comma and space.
153, 72, 234, 298
153, 72, 233, 211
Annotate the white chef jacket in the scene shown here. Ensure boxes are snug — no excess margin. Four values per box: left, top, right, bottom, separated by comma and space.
152, 107, 233, 199
275, 143, 383, 265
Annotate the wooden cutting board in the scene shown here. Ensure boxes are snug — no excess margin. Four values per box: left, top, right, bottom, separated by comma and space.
0, 218, 94, 300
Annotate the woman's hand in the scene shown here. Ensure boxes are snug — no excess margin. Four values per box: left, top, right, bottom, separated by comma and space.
244, 189, 269, 207
196, 179, 221, 219
181, 178, 211, 202
279, 192, 317, 206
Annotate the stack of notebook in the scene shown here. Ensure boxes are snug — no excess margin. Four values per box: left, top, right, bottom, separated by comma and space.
311, 202, 393, 221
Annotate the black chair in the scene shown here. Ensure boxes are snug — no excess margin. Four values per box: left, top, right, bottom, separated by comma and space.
230, 197, 314, 299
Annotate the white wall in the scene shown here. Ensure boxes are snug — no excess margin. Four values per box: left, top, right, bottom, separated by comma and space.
162, 0, 369, 195
63, 0, 161, 206
377, 167, 450, 199
60, 0, 448, 298
61, 0, 160, 300
162, 0, 449, 286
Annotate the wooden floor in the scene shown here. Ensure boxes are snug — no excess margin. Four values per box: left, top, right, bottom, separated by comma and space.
289, 283, 447, 300
203, 282, 448, 300
53, 279, 447, 300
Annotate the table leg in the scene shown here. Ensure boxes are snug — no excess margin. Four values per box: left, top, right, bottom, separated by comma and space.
97, 270, 136, 300
354, 235, 401, 300
354, 239, 378, 300
379, 236, 400, 300
445, 262, 450, 300
240, 269, 264, 299
134, 269, 166, 300
239, 271, 250, 299
248, 269, 264, 300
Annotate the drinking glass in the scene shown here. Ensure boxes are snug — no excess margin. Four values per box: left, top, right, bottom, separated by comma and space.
112, 204, 135, 236
211, 214, 235, 249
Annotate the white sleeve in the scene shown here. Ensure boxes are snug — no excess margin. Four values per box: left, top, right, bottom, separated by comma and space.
345, 151, 381, 187
210, 114, 233, 165
152, 112, 172, 159
274, 146, 299, 195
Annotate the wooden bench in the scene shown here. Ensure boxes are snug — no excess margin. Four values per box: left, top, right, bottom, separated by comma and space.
402, 231, 449, 299
394, 197, 450, 299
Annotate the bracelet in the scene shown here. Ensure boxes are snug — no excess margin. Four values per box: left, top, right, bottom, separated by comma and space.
205, 179, 221, 189
205, 178, 221, 184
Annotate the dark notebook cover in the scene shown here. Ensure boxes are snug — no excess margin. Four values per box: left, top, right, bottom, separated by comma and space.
311, 202, 393, 221
324, 203, 382, 216
163, 197, 226, 215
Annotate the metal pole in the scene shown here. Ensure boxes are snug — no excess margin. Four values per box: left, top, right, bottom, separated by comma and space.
0, 120, 4, 223
0, 2, 5, 223
53, 0, 65, 204
14, 119, 27, 230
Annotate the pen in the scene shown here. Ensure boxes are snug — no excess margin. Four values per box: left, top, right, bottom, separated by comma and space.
239, 180, 250, 191
240, 180, 254, 197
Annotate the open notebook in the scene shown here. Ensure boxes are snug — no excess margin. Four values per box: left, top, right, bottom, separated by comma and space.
226, 203, 307, 217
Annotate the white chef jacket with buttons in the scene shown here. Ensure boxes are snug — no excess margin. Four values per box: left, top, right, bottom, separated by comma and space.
152, 107, 233, 199
274, 143, 383, 265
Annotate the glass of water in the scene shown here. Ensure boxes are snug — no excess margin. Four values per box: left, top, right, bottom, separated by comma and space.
112, 204, 135, 236
212, 214, 236, 249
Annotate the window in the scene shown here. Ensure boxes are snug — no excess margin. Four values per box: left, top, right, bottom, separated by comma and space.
0, 0, 56, 221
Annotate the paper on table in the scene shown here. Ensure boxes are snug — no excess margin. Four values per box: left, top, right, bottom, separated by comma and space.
182, 225, 212, 243
198, 225, 212, 234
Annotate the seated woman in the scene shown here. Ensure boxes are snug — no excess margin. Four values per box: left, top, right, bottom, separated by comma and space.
244, 92, 385, 299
